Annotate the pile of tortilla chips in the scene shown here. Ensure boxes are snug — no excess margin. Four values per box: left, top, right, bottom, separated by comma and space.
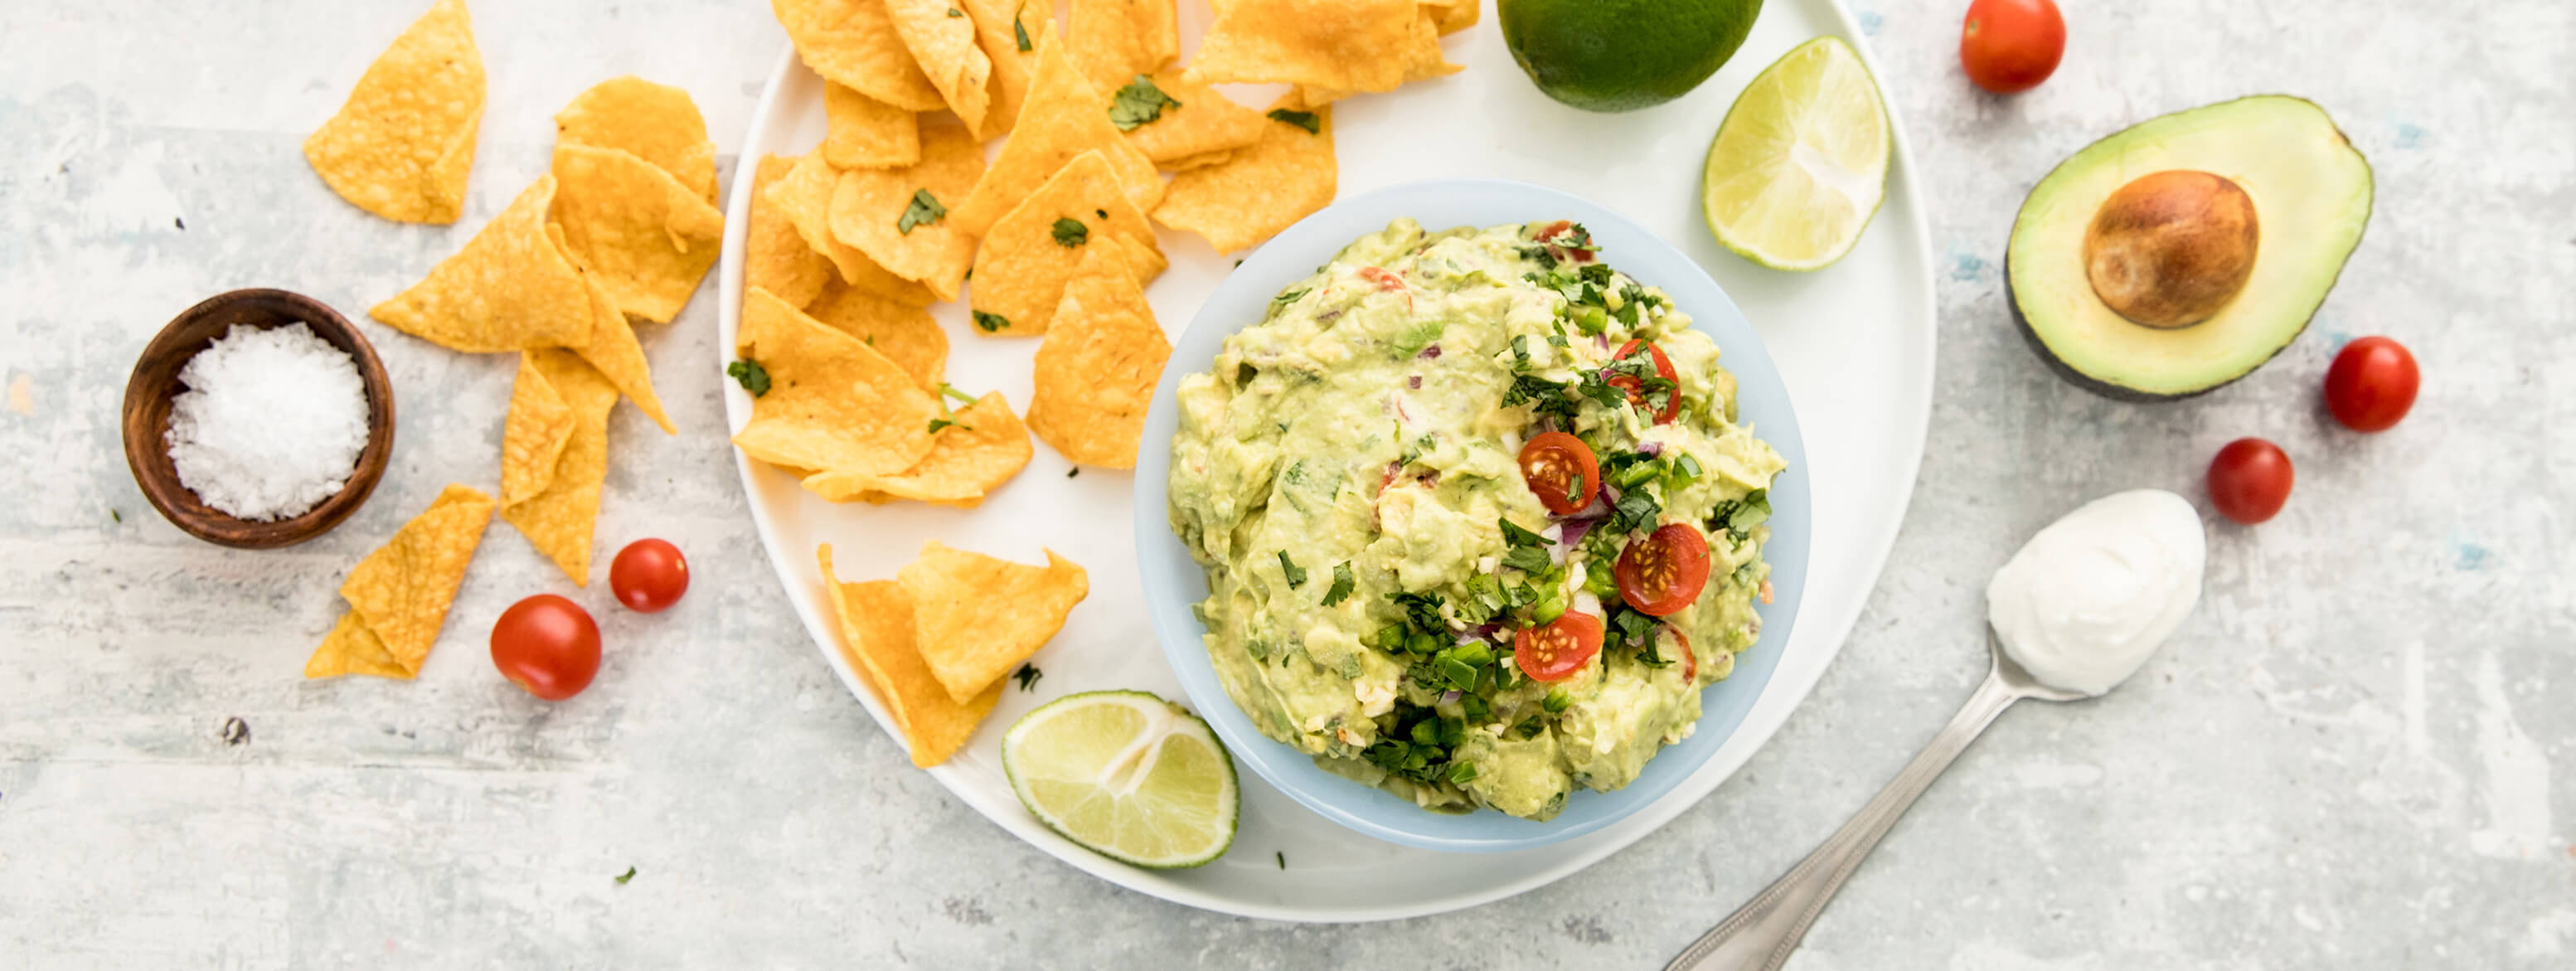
818, 541, 1089, 766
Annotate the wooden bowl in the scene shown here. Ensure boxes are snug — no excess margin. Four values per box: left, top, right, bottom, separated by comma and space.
120, 289, 396, 549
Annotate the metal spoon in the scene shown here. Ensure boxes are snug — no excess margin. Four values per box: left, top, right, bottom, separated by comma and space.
1663, 629, 2090, 971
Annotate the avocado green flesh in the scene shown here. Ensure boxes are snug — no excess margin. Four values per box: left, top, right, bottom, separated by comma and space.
2007, 95, 2374, 399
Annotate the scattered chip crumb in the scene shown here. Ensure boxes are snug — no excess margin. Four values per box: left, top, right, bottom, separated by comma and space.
7, 373, 32, 415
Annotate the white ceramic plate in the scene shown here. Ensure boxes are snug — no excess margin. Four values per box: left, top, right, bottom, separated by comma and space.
716, 0, 1934, 921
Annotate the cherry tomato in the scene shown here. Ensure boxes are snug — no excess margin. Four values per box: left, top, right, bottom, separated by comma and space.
1532, 220, 1597, 264
491, 595, 601, 702
2208, 438, 2294, 525
1615, 523, 1712, 616
2323, 337, 2419, 433
1515, 610, 1604, 682
1961, 0, 2065, 95
1518, 432, 1601, 515
610, 538, 690, 613
1606, 340, 1681, 424
1666, 629, 1696, 682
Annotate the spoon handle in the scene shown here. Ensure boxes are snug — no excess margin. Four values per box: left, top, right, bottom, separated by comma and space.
1665, 668, 2025, 971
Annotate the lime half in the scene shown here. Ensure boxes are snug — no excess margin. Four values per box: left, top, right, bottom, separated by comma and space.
1702, 36, 1891, 270
1002, 691, 1237, 869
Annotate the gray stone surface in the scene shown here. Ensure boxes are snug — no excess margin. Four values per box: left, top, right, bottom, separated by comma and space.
2, 1, 2569, 968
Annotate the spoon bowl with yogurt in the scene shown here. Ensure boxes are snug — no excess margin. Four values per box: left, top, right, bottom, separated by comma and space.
1666, 489, 2205, 971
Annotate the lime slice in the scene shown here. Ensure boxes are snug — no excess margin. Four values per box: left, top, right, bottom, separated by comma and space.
1002, 691, 1238, 869
1701, 36, 1892, 271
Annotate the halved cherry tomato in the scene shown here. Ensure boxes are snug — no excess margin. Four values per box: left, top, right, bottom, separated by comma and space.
610, 538, 689, 614
1357, 266, 1406, 290
1532, 220, 1597, 264
1605, 340, 1681, 424
1961, 0, 2065, 95
1518, 432, 1600, 515
2323, 336, 2418, 433
1615, 523, 1711, 616
1515, 610, 1604, 682
2208, 438, 2293, 525
491, 595, 601, 702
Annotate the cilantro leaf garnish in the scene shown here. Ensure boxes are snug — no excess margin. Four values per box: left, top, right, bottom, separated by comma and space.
1266, 108, 1321, 134
1050, 217, 1089, 247
939, 382, 978, 406
614, 867, 637, 885
1278, 551, 1307, 588
1388, 590, 1448, 633
1011, 663, 1043, 692
927, 418, 971, 434
726, 359, 771, 396
1013, 14, 1031, 51
1710, 489, 1772, 540
972, 310, 1009, 332
1498, 517, 1553, 548
946, 6, 963, 16
896, 188, 946, 234
1109, 75, 1181, 130
1321, 561, 1356, 606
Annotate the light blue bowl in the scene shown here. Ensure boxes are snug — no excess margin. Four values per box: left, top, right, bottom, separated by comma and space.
1133, 180, 1811, 852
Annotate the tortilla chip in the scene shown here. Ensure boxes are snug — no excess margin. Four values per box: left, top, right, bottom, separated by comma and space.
883, 0, 993, 135
1152, 95, 1336, 254
498, 353, 576, 506
1028, 245, 1170, 468
804, 391, 1032, 507
771, 0, 946, 111
303, 0, 484, 224
818, 545, 1002, 767
950, 24, 1162, 236
968, 151, 1166, 337
827, 119, 984, 300
1118, 70, 1268, 169
1428, 0, 1478, 35
822, 83, 922, 168
898, 541, 1089, 702
1159, 148, 1237, 171
499, 351, 618, 585
548, 223, 676, 434
959, 0, 1050, 138
306, 483, 495, 679
547, 144, 725, 323
1068, 0, 1178, 94
732, 286, 939, 476
1295, 7, 1460, 104
553, 75, 718, 203
766, 152, 940, 306
803, 280, 948, 391
371, 176, 594, 352
1185, 0, 1419, 93
745, 153, 837, 310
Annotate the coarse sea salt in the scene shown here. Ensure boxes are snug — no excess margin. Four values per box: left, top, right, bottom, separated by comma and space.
165, 323, 371, 522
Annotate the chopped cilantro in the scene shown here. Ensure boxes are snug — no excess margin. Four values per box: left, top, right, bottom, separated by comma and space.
939, 382, 978, 406
1050, 217, 1089, 247
972, 310, 1009, 332
1066, 468, 1079, 478
1277, 851, 1286, 870
946, 6, 963, 15
1266, 108, 1321, 134
110, 508, 121, 523
1011, 663, 1043, 692
1388, 590, 1448, 633
1272, 287, 1310, 308
896, 188, 946, 234
1391, 319, 1445, 356
1109, 75, 1181, 130
1609, 488, 1662, 534
1498, 517, 1552, 548
726, 359, 771, 396
1710, 489, 1772, 540
614, 867, 637, 886
927, 418, 971, 434
1322, 561, 1356, 606
1501, 544, 1553, 574
1278, 551, 1307, 588
1013, 14, 1031, 51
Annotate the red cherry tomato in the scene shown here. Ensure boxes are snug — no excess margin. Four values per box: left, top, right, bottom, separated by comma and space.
1606, 340, 1681, 424
1531, 221, 1596, 264
491, 595, 601, 702
1961, 0, 2065, 95
2208, 438, 2294, 525
1515, 610, 1604, 682
2323, 337, 2419, 433
1518, 432, 1601, 515
610, 538, 690, 613
1615, 523, 1712, 616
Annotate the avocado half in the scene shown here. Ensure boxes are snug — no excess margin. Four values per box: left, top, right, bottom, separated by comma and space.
2006, 95, 2375, 401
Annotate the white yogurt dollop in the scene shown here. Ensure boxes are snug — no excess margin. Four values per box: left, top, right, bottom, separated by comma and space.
1985, 489, 2205, 696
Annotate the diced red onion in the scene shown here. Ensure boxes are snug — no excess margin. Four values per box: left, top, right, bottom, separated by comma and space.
1439, 690, 1463, 704
1408, 376, 1422, 389
1419, 470, 1440, 488
1415, 344, 1441, 359
1636, 440, 1662, 458
1559, 517, 1599, 546
1594, 333, 1611, 352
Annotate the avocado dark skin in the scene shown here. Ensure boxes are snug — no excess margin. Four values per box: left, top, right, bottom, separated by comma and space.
2002, 255, 2296, 402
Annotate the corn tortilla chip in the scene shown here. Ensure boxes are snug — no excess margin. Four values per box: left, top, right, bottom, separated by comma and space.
1028, 245, 1170, 468
745, 153, 837, 309
898, 541, 1089, 702
1119, 70, 1266, 168
767, 152, 940, 306
883, 0, 993, 135
1185, 0, 1418, 93
959, 0, 1050, 138
968, 150, 1166, 337
1295, 7, 1459, 104
732, 286, 939, 476
772, 0, 946, 111
950, 25, 1162, 236
548, 223, 676, 434
803, 279, 948, 391
818, 545, 1002, 767
1152, 95, 1336, 254
822, 83, 922, 168
548, 144, 725, 324
306, 483, 494, 679
553, 75, 718, 203
827, 119, 983, 300
303, 0, 484, 224
371, 176, 593, 352
498, 353, 575, 506
500, 351, 618, 585
804, 391, 1032, 507
1069, 0, 1178, 94
1429, 0, 1478, 35
1159, 148, 1237, 171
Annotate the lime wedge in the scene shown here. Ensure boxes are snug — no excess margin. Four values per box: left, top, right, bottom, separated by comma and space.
1002, 691, 1237, 869
1701, 36, 1892, 271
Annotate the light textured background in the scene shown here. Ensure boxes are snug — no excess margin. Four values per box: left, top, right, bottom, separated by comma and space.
2, 1, 2569, 968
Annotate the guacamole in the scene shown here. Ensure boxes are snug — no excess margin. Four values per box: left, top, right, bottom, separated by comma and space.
1167, 219, 1786, 821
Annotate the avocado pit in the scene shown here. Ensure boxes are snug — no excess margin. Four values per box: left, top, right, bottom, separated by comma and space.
2081, 170, 2258, 329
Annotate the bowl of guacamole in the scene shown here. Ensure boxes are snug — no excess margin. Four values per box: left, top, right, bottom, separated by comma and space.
1135, 180, 1808, 852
